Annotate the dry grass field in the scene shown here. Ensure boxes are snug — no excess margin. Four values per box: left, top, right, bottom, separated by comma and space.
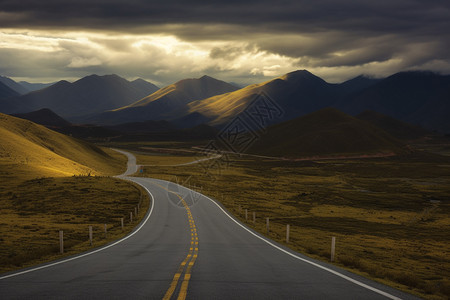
137, 149, 450, 300
0, 114, 149, 273
0, 176, 150, 273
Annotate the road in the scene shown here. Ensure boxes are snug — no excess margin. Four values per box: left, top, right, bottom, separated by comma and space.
0, 150, 420, 299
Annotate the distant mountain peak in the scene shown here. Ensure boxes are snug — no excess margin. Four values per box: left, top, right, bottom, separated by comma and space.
280, 69, 325, 83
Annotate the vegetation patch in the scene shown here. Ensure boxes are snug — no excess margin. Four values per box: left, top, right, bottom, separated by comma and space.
137, 148, 450, 300
0, 176, 150, 274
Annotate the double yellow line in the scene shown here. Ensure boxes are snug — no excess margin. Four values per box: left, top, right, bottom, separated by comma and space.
157, 184, 198, 300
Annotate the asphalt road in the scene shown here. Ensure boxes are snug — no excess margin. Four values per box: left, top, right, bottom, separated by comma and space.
0, 150, 421, 299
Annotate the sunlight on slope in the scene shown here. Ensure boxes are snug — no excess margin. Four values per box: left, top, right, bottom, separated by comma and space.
187, 81, 268, 125
0, 113, 125, 178
114, 84, 177, 109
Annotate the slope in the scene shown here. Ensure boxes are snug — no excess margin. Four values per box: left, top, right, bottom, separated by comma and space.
338, 71, 450, 133
0, 81, 19, 100
356, 110, 430, 140
186, 70, 369, 127
248, 108, 404, 158
18, 81, 54, 92
3, 74, 159, 119
90, 75, 239, 125
13, 108, 72, 127
0, 76, 29, 95
0, 113, 124, 178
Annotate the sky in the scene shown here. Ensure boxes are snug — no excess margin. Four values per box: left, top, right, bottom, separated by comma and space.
0, 0, 449, 86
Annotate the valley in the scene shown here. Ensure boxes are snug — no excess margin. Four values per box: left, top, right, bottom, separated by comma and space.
0, 69, 449, 299
131, 142, 450, 299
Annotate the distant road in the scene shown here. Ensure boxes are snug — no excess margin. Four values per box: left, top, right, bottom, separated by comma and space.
0, 150, 420, 299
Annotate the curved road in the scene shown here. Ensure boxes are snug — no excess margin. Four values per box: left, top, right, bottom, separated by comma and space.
0, 150, 420, 299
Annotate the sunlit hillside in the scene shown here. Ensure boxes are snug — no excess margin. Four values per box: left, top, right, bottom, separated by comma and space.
0, 113, 125, 178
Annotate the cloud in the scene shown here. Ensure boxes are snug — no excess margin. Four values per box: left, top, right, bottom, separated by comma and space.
0, 1, 448, 84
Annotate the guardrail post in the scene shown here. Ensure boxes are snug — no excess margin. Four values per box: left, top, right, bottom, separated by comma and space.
286, 224, 290, 243
89, 226, 93, 246
331, 237, 336, 262
266, 218, 270, 234
253, 211, 256, 223
121, 218, 124, 230
59, 230, 64, 254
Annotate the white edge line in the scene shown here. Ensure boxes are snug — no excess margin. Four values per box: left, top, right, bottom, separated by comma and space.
0, 178, 155, 281
196, 190, 403, 300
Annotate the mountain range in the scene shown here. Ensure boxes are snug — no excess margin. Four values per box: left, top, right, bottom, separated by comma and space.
1, 70, 449, 134
0, 74, 159, 119
184, 70, 379, 127
89, 75, 239, 125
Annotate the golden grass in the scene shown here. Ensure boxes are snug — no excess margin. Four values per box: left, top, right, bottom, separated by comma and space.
0, 114, 141, 273
136, 150, 450, 300
0, 113, 126, 178
0, 176, 149, 273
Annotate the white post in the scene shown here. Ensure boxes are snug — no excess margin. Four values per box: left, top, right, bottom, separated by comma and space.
121, 218, 124, 230
245, 209, 248, 221
266, 218, 270, 234
89, 226, 93, 246
253, 211, 256, 223
104, 224, 107, 238
286, 224, 290, 243
331, 236, 336, 262
59, 230, 64, 254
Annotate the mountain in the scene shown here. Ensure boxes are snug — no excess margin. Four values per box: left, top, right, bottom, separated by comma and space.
0, 113, 124, 177
18, 81, 54, 92
12, 108, 72, 127
356, 110, 430, 140
338, 71, 450, 133
0, 81, 20, 100
339, 75, 380, 95
186, 70, 366, 127
130, 78, 160, 95
2, 74, 159, 120
0, 76, 29, 95
89, 75, 239, 125
247, 108, 404, 158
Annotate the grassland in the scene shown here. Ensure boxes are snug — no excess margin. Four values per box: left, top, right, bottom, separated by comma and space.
0, 114, 149, 273
0, 176, 150, 273
136, 148, 450, 300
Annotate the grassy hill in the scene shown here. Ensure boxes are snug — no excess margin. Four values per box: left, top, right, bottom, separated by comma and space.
248, 108, 404, 157
356, 110, 430, 140
13, 108, 72, 127
0, 113, 125, 178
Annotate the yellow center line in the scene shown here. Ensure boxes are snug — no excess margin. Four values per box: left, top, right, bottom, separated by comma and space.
152, 181, 199, 300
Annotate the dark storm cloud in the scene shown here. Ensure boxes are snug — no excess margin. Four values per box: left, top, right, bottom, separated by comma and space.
1, 0, 449, 83
1, 0, 449, 35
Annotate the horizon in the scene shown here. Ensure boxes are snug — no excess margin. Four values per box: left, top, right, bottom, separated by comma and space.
3, 68, 446, 88
1, 1, 449, 86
